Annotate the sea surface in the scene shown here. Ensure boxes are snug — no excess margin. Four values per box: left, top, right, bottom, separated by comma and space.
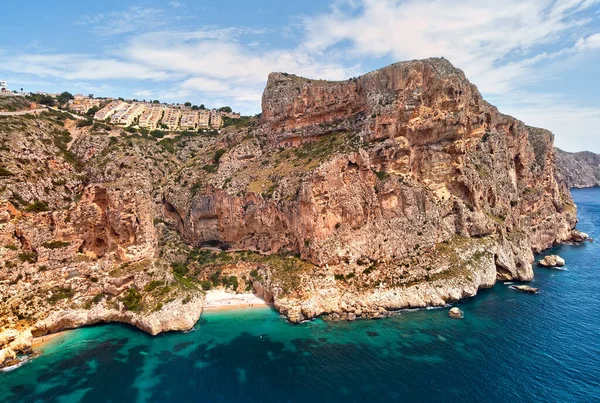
2, 188, 600, 403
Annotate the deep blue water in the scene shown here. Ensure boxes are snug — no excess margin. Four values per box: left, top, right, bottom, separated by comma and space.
2, 188, 600, 403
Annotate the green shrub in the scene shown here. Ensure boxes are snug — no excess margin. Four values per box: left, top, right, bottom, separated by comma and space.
86, 106, 100, 116
374, 170, 388, 180
222, 275, 239, 291
47, 286, 74, 304
42, 240, 70, 249
213, 149, 227, 163
24, 200, 49, 212
200, 280, 212, 291
4, 244, 18, 251
334, 274, 345, 281
190, 182, 203, 195
203, 164, 217, 173
144, 280, 163, 292
121, 288, 143, 312
191, 249, 217, 265
210, 270, 222, 286
172, 262, 188, 276
76, 119, 93, 128
161, 139, 175, 153
0, 167, 14, 177
18, 251, 38, 263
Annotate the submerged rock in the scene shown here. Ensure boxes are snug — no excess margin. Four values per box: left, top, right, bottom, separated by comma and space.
512, 285, 539, 294
448, 307, 463, 319
538, 255, 565, 268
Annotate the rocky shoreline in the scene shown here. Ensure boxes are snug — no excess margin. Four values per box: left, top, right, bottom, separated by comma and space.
0, 58, 587, 369
0, 228, 589, 369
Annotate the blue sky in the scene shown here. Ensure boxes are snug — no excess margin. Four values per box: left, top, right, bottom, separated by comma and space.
1, 0, 599, 152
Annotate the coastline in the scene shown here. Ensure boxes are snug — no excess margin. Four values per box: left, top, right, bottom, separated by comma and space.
26, 292, 269, 351
203, 290, 271, 311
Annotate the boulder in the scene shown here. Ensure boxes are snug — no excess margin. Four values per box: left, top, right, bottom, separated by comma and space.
538, 255, 565, 267
570, 230, 590, 243
448, 307, 463, 319
512, 285, 539, 294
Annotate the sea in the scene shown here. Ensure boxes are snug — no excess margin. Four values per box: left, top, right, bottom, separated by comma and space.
2, 188, 599, 403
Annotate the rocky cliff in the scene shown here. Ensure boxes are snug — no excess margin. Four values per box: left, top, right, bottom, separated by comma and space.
163, 58, 578, 322
0, 58, 583, 367
555, 148, 600, 188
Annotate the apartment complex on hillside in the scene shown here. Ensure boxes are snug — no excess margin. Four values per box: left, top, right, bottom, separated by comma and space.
180, 111, 199, 130
94, 100, 128, 121
162, 108, 181, 130
198, 110, 210, 129
68, 96, 101, 114
92, 99, 232, 130
210, 109, 223, 129
138, 105, 165, 130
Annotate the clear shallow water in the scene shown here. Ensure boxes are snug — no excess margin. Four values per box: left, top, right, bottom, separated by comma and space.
2, 188, 600, 403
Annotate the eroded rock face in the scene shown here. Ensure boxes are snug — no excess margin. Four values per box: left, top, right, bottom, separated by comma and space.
555, 148, 600, 188
33, 296, 203, 337
570, 229, 589, 243
0, 112, 205, 367
167, 58, 576, 284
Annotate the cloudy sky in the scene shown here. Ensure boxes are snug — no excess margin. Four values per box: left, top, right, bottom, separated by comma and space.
1, 0, 599, 152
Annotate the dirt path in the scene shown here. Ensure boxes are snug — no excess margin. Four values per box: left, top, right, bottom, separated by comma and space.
0, 108, 46, 116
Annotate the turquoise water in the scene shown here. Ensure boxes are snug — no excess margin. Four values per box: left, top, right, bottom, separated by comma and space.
2, 188, 600, 403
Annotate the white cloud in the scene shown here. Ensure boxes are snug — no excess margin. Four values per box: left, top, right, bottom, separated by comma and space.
495, 91, 600, 152
575, 33, 600, 49
1, 53, 173, 81
303, 0, 599, 94
117, 28, 359, 108
79, 7, 171, 36
133, 89, 153, 98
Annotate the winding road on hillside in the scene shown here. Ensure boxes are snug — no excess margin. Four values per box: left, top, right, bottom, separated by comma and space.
0, 108, 46, 116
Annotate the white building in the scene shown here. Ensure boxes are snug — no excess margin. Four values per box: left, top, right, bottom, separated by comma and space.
0, 81, 8, 92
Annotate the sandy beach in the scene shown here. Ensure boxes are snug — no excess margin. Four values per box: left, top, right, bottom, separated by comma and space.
203, 290, 270, 311
32, 330, 70, 349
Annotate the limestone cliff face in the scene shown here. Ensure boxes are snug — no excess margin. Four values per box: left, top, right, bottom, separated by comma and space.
156, 58, 579, 323
555, 148, 600, 188
0, 59, 583, 367
168, 58, 575, 278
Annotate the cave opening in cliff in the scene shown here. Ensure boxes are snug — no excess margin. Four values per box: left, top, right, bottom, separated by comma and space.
200, 239, 231, 251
